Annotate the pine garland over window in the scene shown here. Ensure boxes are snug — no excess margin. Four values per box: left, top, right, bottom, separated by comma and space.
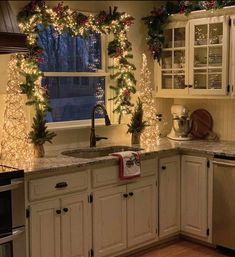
16, 0, 137, 144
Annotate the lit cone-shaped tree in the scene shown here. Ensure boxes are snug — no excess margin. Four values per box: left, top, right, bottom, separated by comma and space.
1, 56, 32, 161
139, 53, 160, 147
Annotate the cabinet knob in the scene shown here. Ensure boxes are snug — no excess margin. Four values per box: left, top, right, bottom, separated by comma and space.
123, 193, 128, 198
63, 208, 69, 213
162, 166, 166, 170
56, 209, 61, 214
188, 84, 193, 88
184, 85, 188, 88
129, 192, 134, 197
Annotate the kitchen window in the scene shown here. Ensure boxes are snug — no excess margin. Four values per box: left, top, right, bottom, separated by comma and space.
38, 24, 108, 126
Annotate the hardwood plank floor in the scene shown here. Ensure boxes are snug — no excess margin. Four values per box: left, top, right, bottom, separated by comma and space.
128, 240, 233, 257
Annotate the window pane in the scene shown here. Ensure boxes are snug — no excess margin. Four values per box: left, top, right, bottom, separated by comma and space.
44, 77, 105, 122
38, 25, 102, 72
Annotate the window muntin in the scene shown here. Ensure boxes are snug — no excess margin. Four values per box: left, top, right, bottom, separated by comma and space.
38, 24, 106, 124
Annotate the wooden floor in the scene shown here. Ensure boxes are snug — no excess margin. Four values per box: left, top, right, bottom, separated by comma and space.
128, 240, 233, 257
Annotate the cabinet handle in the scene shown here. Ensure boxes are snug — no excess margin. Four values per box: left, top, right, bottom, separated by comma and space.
63, 208, 69, 213
184, 85, 188, 88
56, 209, 61, 214
162, 166, 166, 170
188, 84, 193, 88
129, 192, 134, 197
123, 193, 128, 198
55, 182, 68, 189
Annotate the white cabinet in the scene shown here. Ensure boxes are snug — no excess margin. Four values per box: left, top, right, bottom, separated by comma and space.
156, 21, 188, 96
93, 177, 156, 257
156, 14, 230, 97
61, 194, 89, 257
28, 170, 89, 257
188, 16, 229, 95
127, 178, 156, 247
30, 199, 61, 257
159, 155, 180, 238
93, 186, 127, 257
230, 15, 235, 94
30, 193, 89, 257
181, 155, 208, 238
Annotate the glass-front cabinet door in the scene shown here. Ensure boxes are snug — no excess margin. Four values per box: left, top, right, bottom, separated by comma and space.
230, 15, 235, 97
156, 22, 188, 96
188, 16, 229, 95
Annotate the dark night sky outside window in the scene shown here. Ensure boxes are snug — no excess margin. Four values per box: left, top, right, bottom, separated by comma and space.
38, 25, 105, 122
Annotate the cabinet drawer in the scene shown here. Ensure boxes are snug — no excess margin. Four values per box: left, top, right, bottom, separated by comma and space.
29, 171, 88, 201
92, 158, 157, 188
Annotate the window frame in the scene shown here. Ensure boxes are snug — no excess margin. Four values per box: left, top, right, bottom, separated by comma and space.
38, 26, 113, 130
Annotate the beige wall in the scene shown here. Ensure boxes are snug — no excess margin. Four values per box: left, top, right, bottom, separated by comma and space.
174, 98, 235, 141
3, 1, 233, 153
0, 1, 166, 152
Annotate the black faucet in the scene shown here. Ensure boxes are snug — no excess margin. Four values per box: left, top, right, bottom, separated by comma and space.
90, 104, 111, 147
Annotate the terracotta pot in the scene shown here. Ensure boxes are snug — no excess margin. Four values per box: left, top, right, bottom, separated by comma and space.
131, 132, 141, 145
33, 144, 45, 158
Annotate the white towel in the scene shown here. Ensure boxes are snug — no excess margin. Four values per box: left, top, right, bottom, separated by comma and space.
111, 151, 141, 179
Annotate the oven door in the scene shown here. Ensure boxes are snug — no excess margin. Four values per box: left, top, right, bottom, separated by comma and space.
0, 227, 25, 257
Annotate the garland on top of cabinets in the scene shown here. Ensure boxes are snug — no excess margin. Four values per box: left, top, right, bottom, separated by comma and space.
142, 0, 235, 63
16, 0, 136, 146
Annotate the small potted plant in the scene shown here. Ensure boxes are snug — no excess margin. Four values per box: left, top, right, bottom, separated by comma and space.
29, 109, 56, 157
127, 98, 147, 145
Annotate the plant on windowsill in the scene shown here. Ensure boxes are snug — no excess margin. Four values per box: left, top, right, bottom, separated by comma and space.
127, 98, 147, 145
29, 109, 56, 158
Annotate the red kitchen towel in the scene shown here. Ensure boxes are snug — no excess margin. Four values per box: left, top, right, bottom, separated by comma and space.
111, 151, 141, 179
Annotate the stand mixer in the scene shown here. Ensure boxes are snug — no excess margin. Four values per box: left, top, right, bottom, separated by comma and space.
167, 105, 191, 141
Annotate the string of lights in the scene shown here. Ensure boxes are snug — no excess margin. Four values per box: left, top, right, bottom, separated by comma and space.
139, 54, 160, 148
1, 56, 33, 161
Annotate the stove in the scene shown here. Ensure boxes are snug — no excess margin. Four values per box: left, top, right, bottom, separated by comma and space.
0, 165, 25, 257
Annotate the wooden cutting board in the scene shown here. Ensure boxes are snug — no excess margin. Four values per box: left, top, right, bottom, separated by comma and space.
190, 109, 213, 139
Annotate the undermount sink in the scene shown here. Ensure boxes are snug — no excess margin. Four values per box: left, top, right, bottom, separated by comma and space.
61, 145, 143, 159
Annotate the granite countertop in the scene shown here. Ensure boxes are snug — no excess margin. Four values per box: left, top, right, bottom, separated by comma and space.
2, 138, 235, 176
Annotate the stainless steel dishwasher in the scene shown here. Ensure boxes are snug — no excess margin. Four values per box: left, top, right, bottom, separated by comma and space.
213, 155, 235, 251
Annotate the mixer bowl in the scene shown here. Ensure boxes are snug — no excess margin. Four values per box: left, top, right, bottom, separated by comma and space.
173, 117, 191, 136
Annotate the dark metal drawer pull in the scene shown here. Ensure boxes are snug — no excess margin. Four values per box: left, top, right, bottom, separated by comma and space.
56, 210, 61, 214
162, 166, 166, 170
123, 193, 128, 198
129, 192, 134, 196
55, 182, 68, 189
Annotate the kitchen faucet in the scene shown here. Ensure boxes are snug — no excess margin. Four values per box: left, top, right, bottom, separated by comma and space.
90, 104, 111, 147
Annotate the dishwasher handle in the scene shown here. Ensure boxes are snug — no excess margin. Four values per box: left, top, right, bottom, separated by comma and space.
213, 160, 235, 167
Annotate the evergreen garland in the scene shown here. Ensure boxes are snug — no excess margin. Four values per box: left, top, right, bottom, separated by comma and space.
16, 0, 136, 146
142, 0, 235, 62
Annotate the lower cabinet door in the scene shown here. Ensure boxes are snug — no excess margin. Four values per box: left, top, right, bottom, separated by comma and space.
30, 199, 61, 257
93, 186, 127, 257
159, 156, 180, 238
181, 155, 208, 238
61, 193, 89, 257
127, 177, 156, 247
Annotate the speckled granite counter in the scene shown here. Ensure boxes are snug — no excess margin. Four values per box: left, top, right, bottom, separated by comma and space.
2, 138, 235, 176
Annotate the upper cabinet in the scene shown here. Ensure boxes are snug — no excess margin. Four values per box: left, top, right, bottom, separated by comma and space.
188, 16, 229, 96
155, 12, 231, 98
158, 22, 188, 96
